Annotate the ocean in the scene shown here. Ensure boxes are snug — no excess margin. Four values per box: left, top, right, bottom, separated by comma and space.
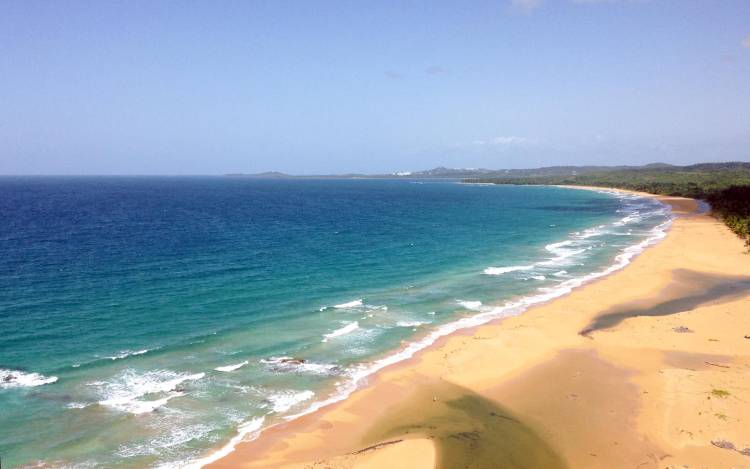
0, 177, 671, 467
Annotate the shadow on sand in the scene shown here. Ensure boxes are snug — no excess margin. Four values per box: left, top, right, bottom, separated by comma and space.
362, 379, 567, 469
581, 269, 750, 335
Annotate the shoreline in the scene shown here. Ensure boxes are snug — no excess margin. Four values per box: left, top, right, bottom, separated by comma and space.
207, 188, 750, 468
194, 187, 668, 466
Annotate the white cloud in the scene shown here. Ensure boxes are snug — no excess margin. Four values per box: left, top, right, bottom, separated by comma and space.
742, 36, 750, 49
470, 136, 534, 146
571, 0, 652, 4
513, 0, 651, 13
491, 136, 533, 145
426, 65, 448, 75
384, 70, 404, 80
511, 0, 543, 12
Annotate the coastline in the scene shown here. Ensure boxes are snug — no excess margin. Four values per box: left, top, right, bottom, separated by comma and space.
207, 189, 750, 468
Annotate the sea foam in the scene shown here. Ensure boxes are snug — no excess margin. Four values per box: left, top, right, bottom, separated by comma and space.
267, 390, 315, 413
171, 417, 265, 469
0, 368, 58, 389
118, 423, 216, 458
260, 357, 339, 375
94, 370, 204, 414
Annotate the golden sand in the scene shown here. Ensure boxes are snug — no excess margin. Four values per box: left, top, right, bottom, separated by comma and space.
209, 192, 750, 469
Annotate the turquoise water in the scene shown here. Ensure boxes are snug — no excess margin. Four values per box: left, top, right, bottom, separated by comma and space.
0, 178, 671, 467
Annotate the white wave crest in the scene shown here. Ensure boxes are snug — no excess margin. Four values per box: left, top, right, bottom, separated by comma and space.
457, 300, 484, 311
215, 361, 249, 373
66, 402, 89, 409
483, 265, 534, 275
578, 226, 607, 239
334, 299, 363, 309
0, 368, 58, 389
538, 239, 588, 266
396, 320, 430, 328
545, 240, 573, 252
614, 214, 641, 226
107, 349, 149, 361
322, 322, 359, 342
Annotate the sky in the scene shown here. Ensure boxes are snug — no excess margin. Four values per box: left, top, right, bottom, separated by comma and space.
1, 0, 749, 175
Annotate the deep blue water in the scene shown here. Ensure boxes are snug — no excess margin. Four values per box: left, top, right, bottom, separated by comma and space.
0, 177, 670, 467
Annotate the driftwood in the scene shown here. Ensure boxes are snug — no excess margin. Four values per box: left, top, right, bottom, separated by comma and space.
350, 439, 404, 455
705, 361, 731, 369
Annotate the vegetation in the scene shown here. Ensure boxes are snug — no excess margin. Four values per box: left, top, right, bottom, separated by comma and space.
711, 389, 731, 398
706, 186, 750, 249
464, 162, 750, 249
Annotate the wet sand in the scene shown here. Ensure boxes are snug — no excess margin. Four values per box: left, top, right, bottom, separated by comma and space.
209, 191, 750, 469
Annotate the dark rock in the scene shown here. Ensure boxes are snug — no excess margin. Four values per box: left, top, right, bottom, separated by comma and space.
280, 358, 306, 365
711, 439, 736, 450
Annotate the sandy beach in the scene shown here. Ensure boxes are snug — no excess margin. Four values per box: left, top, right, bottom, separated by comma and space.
209, 190, 750, 469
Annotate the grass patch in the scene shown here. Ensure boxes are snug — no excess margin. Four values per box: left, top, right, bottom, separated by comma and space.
711, 389, 731, 398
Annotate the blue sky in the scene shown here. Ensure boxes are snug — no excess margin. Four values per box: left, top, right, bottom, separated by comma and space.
1, 0, 749, 174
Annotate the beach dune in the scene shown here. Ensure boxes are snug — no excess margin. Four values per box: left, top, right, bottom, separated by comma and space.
209, 193, 750, 469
